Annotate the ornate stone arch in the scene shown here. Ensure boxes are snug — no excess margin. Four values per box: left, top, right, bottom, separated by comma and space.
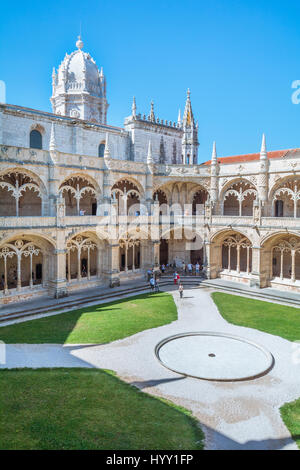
221, 178, 257, 216
0, 168, 47, 217
269, 175, 300, 218
220, 177, 258, 200
59, 172, 101, 195
261, 233, 300, 283
59, 173, 101, 216
0, 233, 55, 294
111, 176, 145, 198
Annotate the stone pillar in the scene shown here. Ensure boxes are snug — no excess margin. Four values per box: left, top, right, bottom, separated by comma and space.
249, 246, 262, 288
253, 199, 261, 226
104, 241, 120, 288
48, 248, 68, 298
48, 230, 68, 298
48, 162, 60, 217
153, 240, 160, 273
260, 247, 271, 287
206, 241, 221, 279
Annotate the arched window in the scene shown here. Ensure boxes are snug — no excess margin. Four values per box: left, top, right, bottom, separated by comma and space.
98, 143, 105, 158
30, 130, 42, 149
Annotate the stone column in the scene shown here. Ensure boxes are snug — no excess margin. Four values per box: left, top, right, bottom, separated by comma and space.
249, 246, 262, 288
48, 163, 60, 217
104, 241, 120, 288
48, 231, 68, 298
205, 241, 221, 279
291, 250, 296, 282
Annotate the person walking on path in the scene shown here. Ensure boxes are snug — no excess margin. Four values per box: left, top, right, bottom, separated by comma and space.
150, 276, 155, 293
179, 283, 184, 299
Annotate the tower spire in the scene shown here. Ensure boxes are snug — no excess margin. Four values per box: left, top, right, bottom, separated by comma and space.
182, 88, 194, 127
181, 89, 198, 165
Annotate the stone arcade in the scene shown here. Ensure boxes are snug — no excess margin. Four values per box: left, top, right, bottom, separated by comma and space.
1, 36, 300, 305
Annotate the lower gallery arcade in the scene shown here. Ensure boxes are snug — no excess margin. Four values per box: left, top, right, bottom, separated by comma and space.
1, 229, 300, 304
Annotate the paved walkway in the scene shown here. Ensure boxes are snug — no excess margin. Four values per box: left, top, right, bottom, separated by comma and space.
1, 287, 299, 450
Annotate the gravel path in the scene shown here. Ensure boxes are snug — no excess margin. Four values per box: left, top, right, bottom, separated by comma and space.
1, 287, 299, 450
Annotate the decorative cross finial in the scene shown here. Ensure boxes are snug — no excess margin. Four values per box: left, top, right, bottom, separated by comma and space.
76, 35, 84, 50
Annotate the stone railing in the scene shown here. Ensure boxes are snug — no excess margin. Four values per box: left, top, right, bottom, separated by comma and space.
0, 145, 49, 165
1, 214, 300, 231
0, 216, 56, 228
261, 217, 300, 229
0, 144, 104, 170
211, 216, 254, 226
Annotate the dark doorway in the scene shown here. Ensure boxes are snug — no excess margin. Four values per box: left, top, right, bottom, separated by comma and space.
160, 239, 168, 265
92, 202, 97, 215
121, 253, 125, 271
275, 200, 284, 217
191, 248, 203, 265
36, 263, 42, 281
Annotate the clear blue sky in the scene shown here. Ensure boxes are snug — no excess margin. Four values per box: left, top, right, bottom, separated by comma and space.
1, 0, 300, 162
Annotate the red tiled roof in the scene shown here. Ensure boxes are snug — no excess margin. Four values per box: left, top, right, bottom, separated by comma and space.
203, 148, 300, 165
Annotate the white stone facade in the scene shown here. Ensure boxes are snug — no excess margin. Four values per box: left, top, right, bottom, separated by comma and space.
0, 38, 300, 305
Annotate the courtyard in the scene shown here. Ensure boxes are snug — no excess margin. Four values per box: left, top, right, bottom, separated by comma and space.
0, 287, 299, 450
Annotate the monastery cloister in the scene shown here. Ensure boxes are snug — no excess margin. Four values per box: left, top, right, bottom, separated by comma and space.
1, 141, 300, 305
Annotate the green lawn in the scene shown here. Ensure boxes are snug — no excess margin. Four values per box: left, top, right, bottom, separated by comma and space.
0, 368, 204, 450
211, 292, 300, 342
281, 399, 300, 449
0, 292, 177, 344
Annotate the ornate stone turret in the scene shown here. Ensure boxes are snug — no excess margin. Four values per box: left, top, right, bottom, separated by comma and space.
50, 36, 109, 124
104, 132, 111, 159
258, 133, 268, 203
49, 122, 56, 152
147, 140, 153, 165
182, 89, 199, 165
177, 109, 181, 126
210, 141, 218, 205
149, 101, 155, 122
131, 96, 137, 118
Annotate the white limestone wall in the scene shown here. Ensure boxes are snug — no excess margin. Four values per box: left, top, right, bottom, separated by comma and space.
0, 107, 129, 159
128, 123, 182, 164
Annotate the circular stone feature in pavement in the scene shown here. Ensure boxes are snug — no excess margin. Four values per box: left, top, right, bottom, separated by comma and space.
155, 332, 274, 381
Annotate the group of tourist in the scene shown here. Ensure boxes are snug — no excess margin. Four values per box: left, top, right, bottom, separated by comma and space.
146, 266, 185, 299
160, 261, 203, 276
